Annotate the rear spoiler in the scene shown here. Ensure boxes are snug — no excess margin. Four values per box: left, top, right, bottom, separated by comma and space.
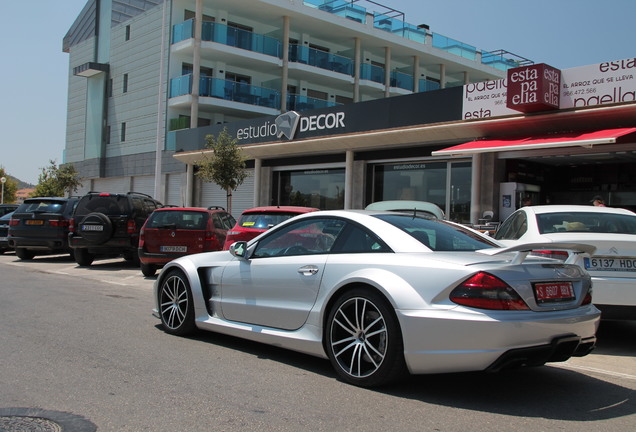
478, 242, 596, 265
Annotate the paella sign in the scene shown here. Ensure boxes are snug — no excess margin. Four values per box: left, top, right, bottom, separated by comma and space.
462, 57, 636, 119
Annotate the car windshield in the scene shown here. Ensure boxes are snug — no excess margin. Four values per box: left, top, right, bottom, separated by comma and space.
75, 195, 131, 216
374, 213, 498, 251
147, 211, 207, 230
17, 200, 64, 214
536, 212, 636, 234
238, 212, 300, 229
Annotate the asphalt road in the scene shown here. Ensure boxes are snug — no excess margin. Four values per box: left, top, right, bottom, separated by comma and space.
0, 252, 635, 432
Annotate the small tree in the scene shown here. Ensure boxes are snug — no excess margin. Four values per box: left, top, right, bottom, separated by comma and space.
195, 129, 248, 214
31, 160, 82, 198
0, 166, 18, 204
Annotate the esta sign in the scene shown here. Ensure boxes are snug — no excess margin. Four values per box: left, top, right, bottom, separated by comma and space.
506, 63, 561, 113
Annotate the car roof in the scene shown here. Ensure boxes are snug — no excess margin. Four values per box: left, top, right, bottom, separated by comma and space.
241, 206, 320, 214
519, 205, 635, 216
154, 206, 225, 212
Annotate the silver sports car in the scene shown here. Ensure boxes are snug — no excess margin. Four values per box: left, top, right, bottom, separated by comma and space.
153, 210, 600, 387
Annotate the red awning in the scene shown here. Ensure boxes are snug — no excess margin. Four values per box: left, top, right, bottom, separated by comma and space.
432, 127, 636, 157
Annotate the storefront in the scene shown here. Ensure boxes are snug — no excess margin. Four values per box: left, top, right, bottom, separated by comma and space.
173, 57, 636, 223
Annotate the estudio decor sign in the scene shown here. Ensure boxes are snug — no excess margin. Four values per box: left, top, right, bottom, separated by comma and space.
506, 63, 561, 113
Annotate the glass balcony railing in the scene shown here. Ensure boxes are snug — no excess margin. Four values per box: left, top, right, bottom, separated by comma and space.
432, 33, 477, 61
360, 63, 385, 84
304, 0, 366, 23
373, 13, 426, 44
172, 19, 282, 58
418, 78, 441, 93
288, 45, 354, 75
172, 19, 193, 44
170, 74, 281, 109
390, 70, 413, 91
482, 50, 532, 71
287, 94, 338, 111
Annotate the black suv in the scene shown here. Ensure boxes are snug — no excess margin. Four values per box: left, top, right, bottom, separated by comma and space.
69, 192, 162, 266
0, 204, 18, 217
7, 197, 80, 260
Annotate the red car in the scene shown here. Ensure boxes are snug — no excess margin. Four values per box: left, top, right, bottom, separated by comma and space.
223, 206, 319, 250
138, 206, 236, 276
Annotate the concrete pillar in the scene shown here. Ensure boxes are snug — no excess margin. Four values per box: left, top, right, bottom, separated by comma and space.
345, 150, 354, 209
281, 16, 290, 112
384, 46, 391, 98
470, 153, 481, 225
190, 0, 203, 128
353, 37, 361, 102
253, 158, 262, 206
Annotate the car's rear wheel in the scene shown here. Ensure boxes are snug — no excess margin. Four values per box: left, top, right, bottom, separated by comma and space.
74, 248, 94, 266
15, 248, 35, 260
326, 288, 406, 387
158, 270, 195, 336
140, 263, 156, 277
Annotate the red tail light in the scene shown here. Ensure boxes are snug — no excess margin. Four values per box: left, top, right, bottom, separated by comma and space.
139, 228, 145, 248
582, 291, 592, 305
127, 219, 137, 234
9, 219, 19, 226
49, 218, 69, 227
530, 250, 569, 261
204, 231, 221, 251
69, 218, 75, 232
450, 272, 529, 310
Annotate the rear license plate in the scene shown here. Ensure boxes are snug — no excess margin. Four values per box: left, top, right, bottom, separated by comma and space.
534, 282, 575, 303
160, 246, 187, 253
0, 236, 6, 242
25, 220, 44, 225
585, 256, 636, 272
82, 225, 104, 231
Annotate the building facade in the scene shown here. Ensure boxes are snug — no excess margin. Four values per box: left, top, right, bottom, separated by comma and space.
63, 0, 636, 224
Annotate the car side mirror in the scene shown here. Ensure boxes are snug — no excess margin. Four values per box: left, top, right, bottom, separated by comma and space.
229, 241, 249, 259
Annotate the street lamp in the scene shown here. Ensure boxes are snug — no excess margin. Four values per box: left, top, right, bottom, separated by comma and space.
1, 177, 5, 204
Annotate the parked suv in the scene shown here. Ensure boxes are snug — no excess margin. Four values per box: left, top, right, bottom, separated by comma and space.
7, 197, 79, 260
0, 211, 15, 254
138, 206, 236, 276
223, 206, 319, 250
69, 192, 162, 266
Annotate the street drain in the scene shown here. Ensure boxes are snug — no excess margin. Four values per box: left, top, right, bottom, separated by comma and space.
0, 408, 96, 432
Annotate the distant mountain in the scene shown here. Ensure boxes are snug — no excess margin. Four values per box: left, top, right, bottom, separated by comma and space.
6, 175, 35, 190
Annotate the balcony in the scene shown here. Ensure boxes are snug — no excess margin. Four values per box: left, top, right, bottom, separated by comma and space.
432, 34, 477, 61
288, 45, 354, 75
390, 70, 413, 92
360, 63, 385, 84
373, 13, 426, 44
170, 74, 281, 109
172, 19, 282, 59
304, 0, 366, 23
482, 50, 533, 71
287, 94, 339, 111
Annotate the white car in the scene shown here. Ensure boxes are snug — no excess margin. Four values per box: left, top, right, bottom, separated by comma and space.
154, 210, 599, 387
494, 205, 636, 320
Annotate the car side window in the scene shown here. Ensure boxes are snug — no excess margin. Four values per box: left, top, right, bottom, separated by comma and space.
494, 211, 527, 240
330, 224, 390, 253
252, 218, 345, 258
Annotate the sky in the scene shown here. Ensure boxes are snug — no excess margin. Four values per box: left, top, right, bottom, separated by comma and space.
0, 0, 633, 185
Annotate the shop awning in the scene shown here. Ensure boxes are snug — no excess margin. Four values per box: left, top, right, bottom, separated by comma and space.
432, 127, 636, 157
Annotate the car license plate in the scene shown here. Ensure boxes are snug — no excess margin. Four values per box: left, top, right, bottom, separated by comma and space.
534, 282, 575, 303
584, 256, 636, 272
160, 246, 187, 253
82, 225, 104, 231
25, 220, 44, 225
0, 236, 6, 241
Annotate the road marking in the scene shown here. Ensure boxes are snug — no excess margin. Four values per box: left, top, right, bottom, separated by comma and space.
556, 363, 636, 381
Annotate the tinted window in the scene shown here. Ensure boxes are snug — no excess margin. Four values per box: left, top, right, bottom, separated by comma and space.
16, 200, 65, 214
536, 212, 636, 234
147, 211, 207, 230
375, 214, 497, 251
252, 218, 345, 257
75, 196, 131, 216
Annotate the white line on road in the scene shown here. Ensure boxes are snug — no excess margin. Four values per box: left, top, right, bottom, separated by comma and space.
555, 363, 636, 381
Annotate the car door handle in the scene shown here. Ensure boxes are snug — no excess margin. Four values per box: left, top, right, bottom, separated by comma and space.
298, 265, 319, 276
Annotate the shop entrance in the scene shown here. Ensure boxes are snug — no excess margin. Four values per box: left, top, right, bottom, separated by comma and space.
272, 168, 345, 209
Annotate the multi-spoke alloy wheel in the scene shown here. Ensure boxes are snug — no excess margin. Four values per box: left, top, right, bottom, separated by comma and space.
326, 288, 405, 387
159, 270, 195, 336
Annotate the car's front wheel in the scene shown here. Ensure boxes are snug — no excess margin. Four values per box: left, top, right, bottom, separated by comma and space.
326, 288, 406, 387
158, 270, 195, 336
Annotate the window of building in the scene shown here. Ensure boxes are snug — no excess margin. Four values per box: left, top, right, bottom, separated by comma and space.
272, 168, 345, 210
123, 74, 128, 93
125, 25, 130, 41
106, 125, 111, 144
369, 160, 472, 223
121, 122, 126, 142
182, 63, 213, 77
307, 89, 328, 101
184, 10, 215, 22
335, 95, 353, 105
